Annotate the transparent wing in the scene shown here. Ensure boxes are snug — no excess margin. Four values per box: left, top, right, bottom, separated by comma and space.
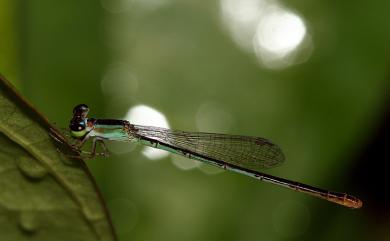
133, 125, 285, 171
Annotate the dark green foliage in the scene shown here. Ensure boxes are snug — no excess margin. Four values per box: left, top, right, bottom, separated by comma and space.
0, 76, 116, 241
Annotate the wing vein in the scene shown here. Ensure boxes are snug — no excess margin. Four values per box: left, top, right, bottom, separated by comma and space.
132, 125, 285, 171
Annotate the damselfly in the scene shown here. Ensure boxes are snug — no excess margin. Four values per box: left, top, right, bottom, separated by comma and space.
68, 104, 362, 209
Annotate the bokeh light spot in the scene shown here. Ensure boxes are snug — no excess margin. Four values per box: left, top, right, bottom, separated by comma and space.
220, 0, 311, 69
220, 0, 267, 50
253, 7, 307, 68
124, 105, 170, 160
171, 155, 200, 171
255, 9, 306, 54
198, 163, 225, 175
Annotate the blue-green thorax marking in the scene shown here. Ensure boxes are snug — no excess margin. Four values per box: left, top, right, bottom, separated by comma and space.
88, 118, 130, 141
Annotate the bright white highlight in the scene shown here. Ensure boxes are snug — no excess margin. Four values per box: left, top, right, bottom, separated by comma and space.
253, 7, 306, 68
255, 9, 305, 55
124, 105, 170, 160
220, 0, 310, 69
220, 0, 267, 50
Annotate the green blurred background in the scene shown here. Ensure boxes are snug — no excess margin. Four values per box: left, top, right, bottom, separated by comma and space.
1, 0, 389, 240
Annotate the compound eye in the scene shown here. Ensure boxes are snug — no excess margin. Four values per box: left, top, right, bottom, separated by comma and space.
73, 104, 89, 116
70, 121, 85, 132
69, 121, 87, 138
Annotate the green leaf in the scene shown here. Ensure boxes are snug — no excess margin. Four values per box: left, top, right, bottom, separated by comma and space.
0, 75, 117, 241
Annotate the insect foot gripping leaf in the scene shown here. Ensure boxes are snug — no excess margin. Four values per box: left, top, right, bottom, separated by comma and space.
0, 74, 117, 241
